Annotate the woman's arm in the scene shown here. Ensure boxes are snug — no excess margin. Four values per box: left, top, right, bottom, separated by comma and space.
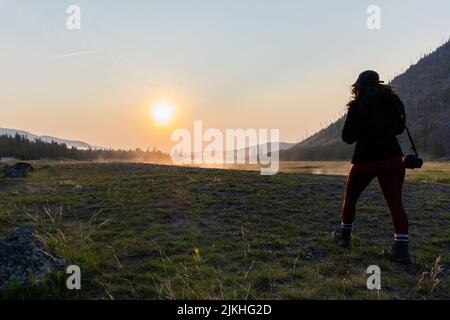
392, 95, 406, 135
342, 108, 360, 144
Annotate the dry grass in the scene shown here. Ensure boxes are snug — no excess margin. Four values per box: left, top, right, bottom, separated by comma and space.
0, 161, 449, 299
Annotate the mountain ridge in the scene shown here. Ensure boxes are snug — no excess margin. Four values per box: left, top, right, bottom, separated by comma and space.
0, 128, 92, 150
281, 39, 450, 161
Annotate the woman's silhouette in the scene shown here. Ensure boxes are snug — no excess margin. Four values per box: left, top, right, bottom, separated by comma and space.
334, 70, 411, 264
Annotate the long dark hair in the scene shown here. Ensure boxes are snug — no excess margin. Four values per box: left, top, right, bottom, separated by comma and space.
347, 83, 395, 111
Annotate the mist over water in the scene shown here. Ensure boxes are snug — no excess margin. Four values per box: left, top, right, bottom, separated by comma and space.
177, 161, 351, 176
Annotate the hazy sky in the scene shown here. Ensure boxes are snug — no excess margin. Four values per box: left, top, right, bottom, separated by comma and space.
1, 0, 450, 151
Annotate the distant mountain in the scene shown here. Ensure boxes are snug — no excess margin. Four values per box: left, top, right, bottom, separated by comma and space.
232, 142, 297, 161
0, 128, 92, 150
235, 142, 297, 154
281, 39, 450, 161
189, 142, 296, 161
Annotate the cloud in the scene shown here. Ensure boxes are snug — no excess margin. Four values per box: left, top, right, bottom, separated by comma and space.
54, 50, 97, 58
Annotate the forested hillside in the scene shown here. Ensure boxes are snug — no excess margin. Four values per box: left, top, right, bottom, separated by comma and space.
281, 39, 450, 161
0, 134, 170, 163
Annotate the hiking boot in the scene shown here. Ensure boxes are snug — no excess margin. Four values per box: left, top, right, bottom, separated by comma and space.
332, 228, 352, 250
387, 242, 412, 265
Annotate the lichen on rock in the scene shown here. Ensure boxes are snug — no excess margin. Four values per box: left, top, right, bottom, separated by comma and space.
0, 226, 67, 290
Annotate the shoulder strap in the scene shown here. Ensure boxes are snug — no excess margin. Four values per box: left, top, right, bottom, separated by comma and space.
405, 126, 419, 156
395, 104, 418, 156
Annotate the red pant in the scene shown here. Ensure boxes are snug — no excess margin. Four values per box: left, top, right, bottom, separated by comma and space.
342, 156, 408, 234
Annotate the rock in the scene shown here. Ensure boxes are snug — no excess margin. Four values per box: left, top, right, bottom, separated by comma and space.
0, 226, 67, 291
3, 162, 34, 178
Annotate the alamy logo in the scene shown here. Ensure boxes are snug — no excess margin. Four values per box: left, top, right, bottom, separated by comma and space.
66, 5, 81, 30
367, 5, 381, 30
366, 265, 381, 290
170, 121, 280, 175
66, 265, 81, 290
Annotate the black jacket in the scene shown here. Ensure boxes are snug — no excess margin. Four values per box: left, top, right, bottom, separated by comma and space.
342, 90, 406, 164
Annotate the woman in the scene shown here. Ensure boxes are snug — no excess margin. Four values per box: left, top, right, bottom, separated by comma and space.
333, 70, 411, 264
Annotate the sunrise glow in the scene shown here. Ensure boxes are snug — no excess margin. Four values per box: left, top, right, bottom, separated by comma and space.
151, 101, 176, 125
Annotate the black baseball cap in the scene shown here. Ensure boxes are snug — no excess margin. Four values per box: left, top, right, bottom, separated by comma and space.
353, 70, 385, 86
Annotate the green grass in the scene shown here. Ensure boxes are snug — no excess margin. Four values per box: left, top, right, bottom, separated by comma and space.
199, 161, 450, 184
0, 162, 449, 300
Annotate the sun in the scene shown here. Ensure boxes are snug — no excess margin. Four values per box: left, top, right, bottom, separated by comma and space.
150, 101, 176, 125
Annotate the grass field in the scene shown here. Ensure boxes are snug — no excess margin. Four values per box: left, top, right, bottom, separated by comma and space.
196, 161, 450, 184
0, 161, 449, 300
